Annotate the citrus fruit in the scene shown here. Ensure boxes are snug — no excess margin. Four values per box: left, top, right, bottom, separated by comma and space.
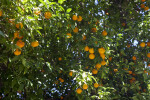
144, 7, 149, 11
89, 48, 94, 53
94, 83, 99, 88
76, 88, 82, 94
69, 71, 73, 76
82, 84, 88, 90
14, 49, 21, 56
98, 47, 105, 54
89, 53, 95, 59
141, 4, 145, 8
72, 15, 77, 20
66, 33, 72, 38
114, 69, 118, 72
31, 41, 39, 47
132, 56, 136, 60
91, 28, 97, 32
16, 22, 23, 29
102, 30, 107, 36
0, 10, 2, 16
128, 71, 132, 74
84, 46, 89, 51
109, 57, 112, 61
147, 53, 150, 58
77, 16, 82, 21
73, 27, 79, 33
44, 11, 52, 19
58, 57, 62, 61
95, 63, 101, 69
92, 69, 98, 74
101, 60, 106, 65
100, 53, 105, 59
140, 42, 145, 47
16, 40, 25, 48
147, 42, 150, 47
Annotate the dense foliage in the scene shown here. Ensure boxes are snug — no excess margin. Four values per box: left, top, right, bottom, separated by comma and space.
0, 0, 150, 100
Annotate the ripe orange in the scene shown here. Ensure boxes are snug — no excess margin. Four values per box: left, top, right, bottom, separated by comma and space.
66, 33, 72, 38
77, 16, 82, 21
31, 41, 39, 47
89, 53, 95, 59
58, 57, 62, 61
16, 22, 23, 29
84, 46, 89, 51
98, 47, 105, 54
127, 44, 130, 48
44, 11, 52, 19
140, 42, 145, 47
95, 63, 101, 69
34, 10, 41, 15
0, 10, 2, 16
82, 84, 88, 90
114, 69, 118, 72
16, 40, 25, 48
91, 28, 97, 32
141, 4, 145, 8
147, 53, 150, 58
102, 30, 107, 36
59, 78, 64, 82
101, 60, 106, 65
132, 56, 136, 60
128, 71, 132, 74
14, 31, 19, 39
89, 48, 94, 53
72, 15, 78, 21
100, 53, 105, 59
94, 83, 99, 88
8, 19, 15, 24
109, 57, 112, 61
14, 49, 21, 56
73, 27, 79, 33
141, 0, 145, 2
144, 7, 149, 11
82, 35, 86, 40
122, 23, 125, 26
148, 64, 150, 67
92, 69, 98, 74
69, 71, 73, 76
76, 88, 82, 94
147, 42, 150, 47
60, 96, 63, 100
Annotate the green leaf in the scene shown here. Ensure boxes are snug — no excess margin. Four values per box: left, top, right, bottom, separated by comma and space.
58, 0, 66, 4
66, 8, 72, 13
0, 30, 5, 37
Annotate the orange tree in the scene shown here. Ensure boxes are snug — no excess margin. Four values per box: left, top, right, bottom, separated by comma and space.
0, 0, 150, 99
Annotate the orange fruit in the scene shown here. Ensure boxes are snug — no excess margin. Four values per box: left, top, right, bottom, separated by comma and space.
147, 53, 150, 58
58, 57, 62, 61
84, 46, 89, 51
132, 56, 136, 60
16, 40, 25, 48
77, 16, 82, 21
76, 88, 82, 94
147, 42, 150, 47
60, 96, 63, 100
16, 22, 23, 29
94, 83, 99, 88
89, 53, 95, 59
73, 27, 79, 33
44, 11, 52, 19
0, 10, 2, 16
102, 30, 107, 36
66, 33, 72, 38
14, 31, 20, 39
148, 64, 150, 67
14, 49, 21, 56
122, 23, 125, 26
101, 60, 106, 65
141, 4, 145, 8
72, 15, 78, 21
69, 71, 73, 76
128, 71, 132, 74
92, 69, 98, 74
114, 69, 118, 72
8, 19, 15, 24
95, 63, 101, 69
141, 0, 145, 2
98, 47, 105, 54
100, 53, 105, 59
91, 28, 97, 32
59, 78, 64, 82
131, 77, 136, 81
34, 10, 41, 15
82, 35, 86, 40
140, 42, 145, 47
31, 41, 39, 47
89, 48, 94, 53
127, 44, 130, 48
109, 57, 112, 61
144, 7, 149, 11
82, 84, 88, 90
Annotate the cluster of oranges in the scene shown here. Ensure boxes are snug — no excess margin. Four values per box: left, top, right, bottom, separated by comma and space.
141, 0, 149, 11
76, 83, 101, 94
